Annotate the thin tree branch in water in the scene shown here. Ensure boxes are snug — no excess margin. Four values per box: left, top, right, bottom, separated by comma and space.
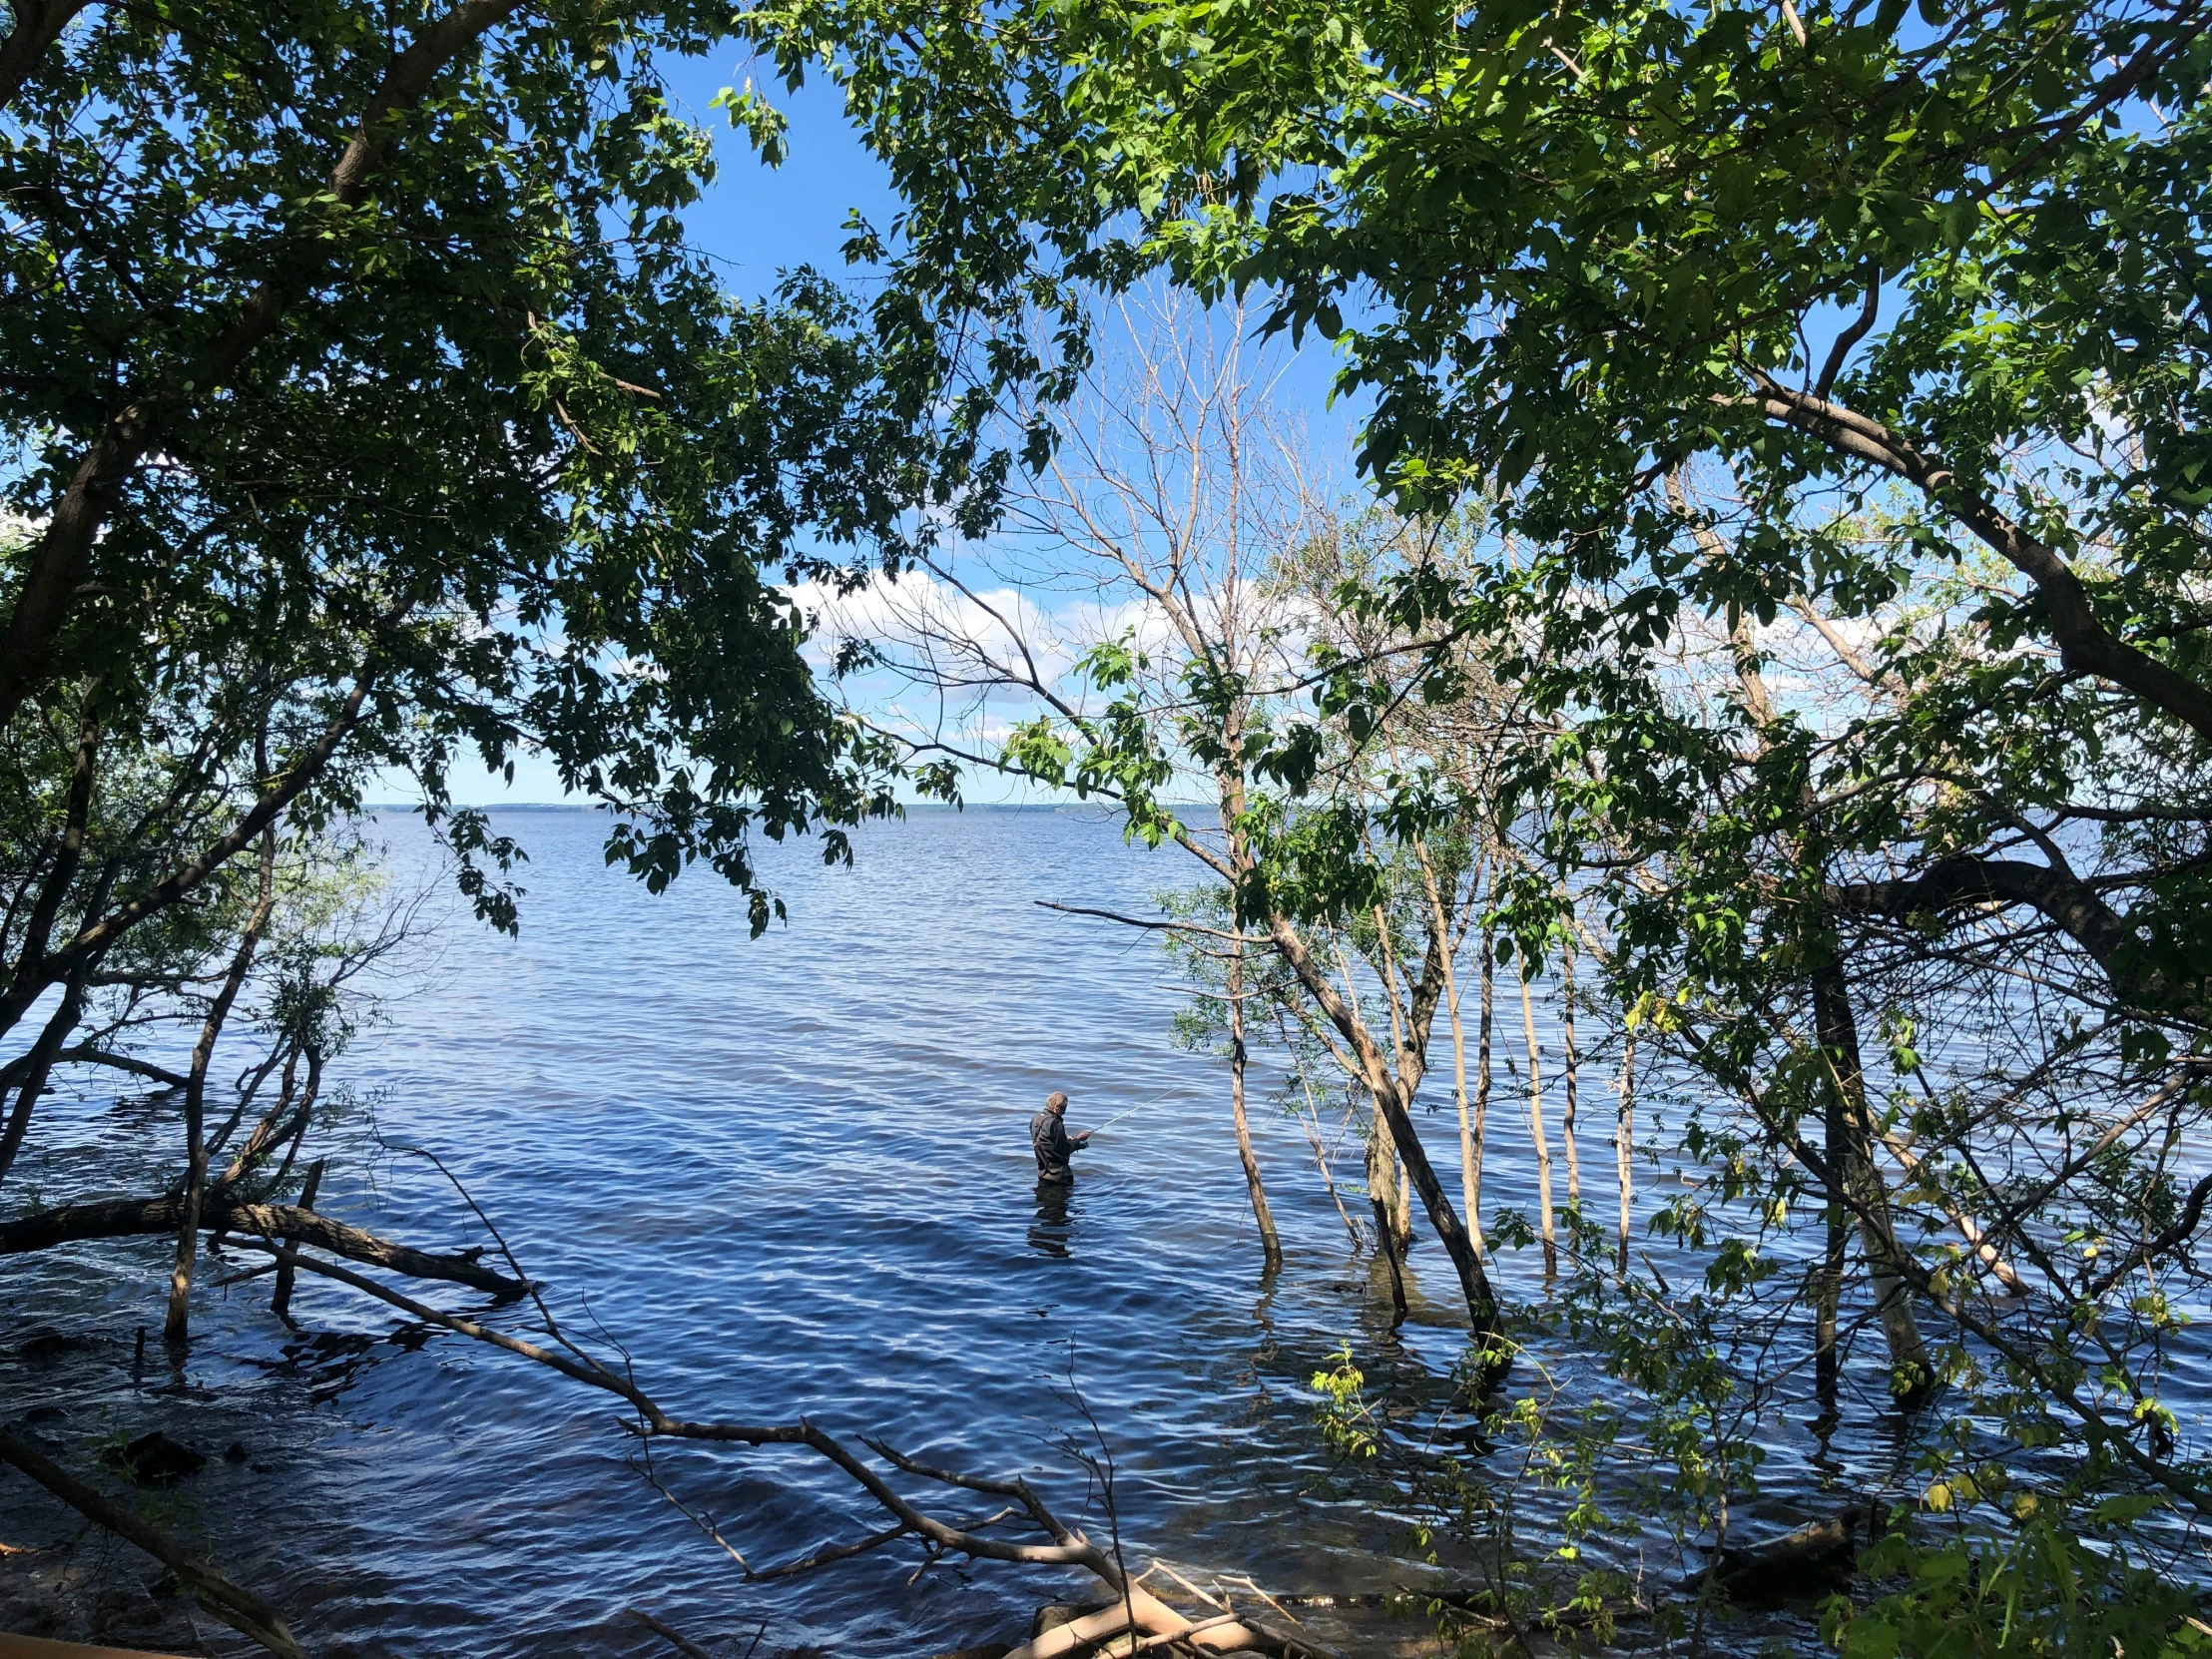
627, 1607, 717, 1659
1037, 900, 1267, 944
748, 1518, 916, 1580
232, 1240, 1331, 1654
0, 1044, 192, 1091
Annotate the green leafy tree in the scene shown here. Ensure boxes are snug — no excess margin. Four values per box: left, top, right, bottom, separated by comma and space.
748, 0, 2212, 1637
0, 0, 977, 1052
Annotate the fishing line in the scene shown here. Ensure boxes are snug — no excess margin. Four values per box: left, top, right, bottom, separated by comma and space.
1083, 1088, 1184, 1136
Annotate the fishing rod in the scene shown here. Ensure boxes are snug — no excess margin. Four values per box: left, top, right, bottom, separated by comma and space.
1083, 1089, 1182, 1137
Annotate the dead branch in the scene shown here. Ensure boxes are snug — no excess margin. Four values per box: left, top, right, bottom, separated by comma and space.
629, 1607, 716, 1659
0, 1425, 305, 1658
749, 1517, 915, 1580
241, 1241, 1333, 1657
7, 1044, 193, 1090
1037, 900, 1266, 945
0, 1194, 524, 1296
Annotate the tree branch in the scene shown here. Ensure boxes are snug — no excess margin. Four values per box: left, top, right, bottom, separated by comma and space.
1746, 375, 2212, 744
1828, 854, 2137, 992
0, 1194, 525, 1296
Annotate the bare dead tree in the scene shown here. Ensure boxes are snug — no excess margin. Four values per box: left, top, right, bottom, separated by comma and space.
814, 292, 1515, 1347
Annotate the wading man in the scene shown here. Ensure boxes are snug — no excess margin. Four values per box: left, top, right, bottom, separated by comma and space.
1030, 1090, 1090, 1184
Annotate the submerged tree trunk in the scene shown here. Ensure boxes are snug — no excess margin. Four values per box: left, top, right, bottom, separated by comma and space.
166, 825, 277, 1344
1343, 953, 1410, 1266
1816, 1118, 1846, 1415
1811, 955, 1933, 1404
1473, 923, 1494, 1257
271, 1159, 323, 1326
1519, 958, 1557, 1277
1366, 1101, 1407, 1264
1227, 946, 1281, 1269
1268, 915, 1501, 1345
1441, 924, 1480, 1261
1615, 1026, 1637, 1274
1373, 910, 1418, 1256
1418, 844, 1483, 1262
1561, 935, 1581, 1209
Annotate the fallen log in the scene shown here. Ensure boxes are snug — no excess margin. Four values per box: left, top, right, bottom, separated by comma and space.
1696, 1510, 1867, 1607
0, 1194, 524, 1298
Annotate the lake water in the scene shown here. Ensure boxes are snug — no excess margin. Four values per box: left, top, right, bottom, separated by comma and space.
0, 806, 1898, 1657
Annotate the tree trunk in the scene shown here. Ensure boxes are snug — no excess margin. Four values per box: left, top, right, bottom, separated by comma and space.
0, 966, 91, 1190
1372, 912, 1419, 1257
1810, 955, 1932, 1404
166, 825, 277, 1344
1366, 1100, 1407, 1264
1268, 915, 1502, 1343
1518, 959, 1556, 1277
1441, 926, 1481, 1261
2, 1193, 522, 1295
1561, 936, 1581, 1209
1227, 947, 1281, 1269
1394, 1151, 1412, 1245
271, 1160, 323, 1326
0, 689, 105, 1181
1615, 1027, 1637, 1274
1473, 923, 1493, 1257
1815, 1144, 1845, 1418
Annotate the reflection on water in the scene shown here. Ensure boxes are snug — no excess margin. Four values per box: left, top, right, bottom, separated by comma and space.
1029, 1179, 1076, 1260
0, 806, 1985, 1656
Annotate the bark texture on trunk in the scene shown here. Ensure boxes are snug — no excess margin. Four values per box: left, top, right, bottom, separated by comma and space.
1366, 1104, 1407, 1264
1227, 948, 1281, 1268
1811, 956, 1933, 1403
166, 826, 276, 1343
1518, 963, 1557, 1277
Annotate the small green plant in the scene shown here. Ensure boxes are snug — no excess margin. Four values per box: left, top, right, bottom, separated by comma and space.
1824, 1512, 2212, 1659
